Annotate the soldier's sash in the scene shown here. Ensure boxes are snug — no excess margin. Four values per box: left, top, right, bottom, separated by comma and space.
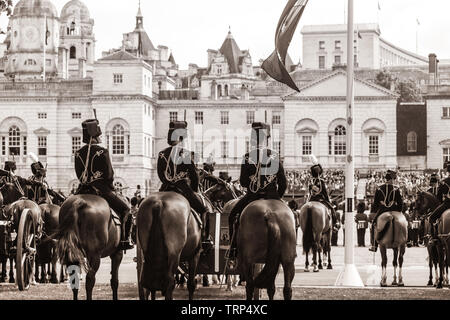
412, 220, 420, 229
357, 221, 366, 229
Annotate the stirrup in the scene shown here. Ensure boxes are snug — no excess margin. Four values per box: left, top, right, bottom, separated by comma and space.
119, 240, 134, 251
368, 245, 377, 253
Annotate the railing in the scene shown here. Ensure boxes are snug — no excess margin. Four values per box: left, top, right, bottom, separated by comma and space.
0, 79, 93, 96
158, 90, 199, 100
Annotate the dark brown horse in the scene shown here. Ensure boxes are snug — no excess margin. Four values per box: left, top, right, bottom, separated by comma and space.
54, 195, 123, 300
416, 191, 450, 288
136, 192, 203, 300
238, 200, 297, 300
299, 201, 331, 272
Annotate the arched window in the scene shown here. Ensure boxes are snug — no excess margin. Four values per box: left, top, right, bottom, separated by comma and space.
70, 46, 76, 59
224, 85, 229, 96
9, 126, 21, 156
334, 125, 346, 155
112, 124, 125, 155
70, 21, 76, 35
407, 131, 417, 153
217, 85, 222, 97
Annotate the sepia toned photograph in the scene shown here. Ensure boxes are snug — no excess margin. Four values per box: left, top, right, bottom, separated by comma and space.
0, 0, 449, 305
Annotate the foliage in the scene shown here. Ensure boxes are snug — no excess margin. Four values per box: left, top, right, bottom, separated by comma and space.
0, 0, 12, 16
375, 69, 396, 90
375, 69, 423, 102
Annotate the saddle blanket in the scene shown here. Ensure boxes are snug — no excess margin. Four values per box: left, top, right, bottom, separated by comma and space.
191, 209, 203, 229
111, 211, 121, 226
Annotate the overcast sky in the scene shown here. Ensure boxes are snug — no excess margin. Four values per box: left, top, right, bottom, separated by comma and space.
1, 0, 450, 69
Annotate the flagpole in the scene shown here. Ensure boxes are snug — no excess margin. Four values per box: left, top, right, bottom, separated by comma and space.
335, 0, 364, 288
416, 18, 419, 54
43, 14, 46, 82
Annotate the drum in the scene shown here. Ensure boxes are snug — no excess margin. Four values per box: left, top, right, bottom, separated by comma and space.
357, 221, 366, 229
412, 220, 420, 230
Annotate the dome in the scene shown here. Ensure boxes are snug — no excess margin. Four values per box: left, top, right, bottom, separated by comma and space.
60, 0, 91, 23
13, 0, 58, 18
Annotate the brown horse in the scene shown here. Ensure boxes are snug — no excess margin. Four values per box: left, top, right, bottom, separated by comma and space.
299, 201, 332, 272
54, 195, 123, 300
375, 211, 408, 287
416, 191, 450, 288
238, 200, 297, 300
136, 192, 203, 300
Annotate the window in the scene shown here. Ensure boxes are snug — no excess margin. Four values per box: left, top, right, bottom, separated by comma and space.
319, 41, 325, 50
220, 111, 229, 125
444, 148, 450, 165
217, 85, 222, 97
24, 59, 36, 66
328, 135, 332, 155
334, 55, 341, 64
46, 59, 51, 67
113, 73, 123, 84
195, 142, 204, 159
217, 65, 222, 75
319, 56, 325, 69
72, 112, 81, 119
224, 85, 229, 96
443, 107, 450, 118
195, 111, 204, 125
38, 113, 47, 119
1, 137, 5, 156
407, 131, 417, 153
8, 126, 21, 156
112, 124, 125, 155
273, 141, 281, 155
169, 112, 178, 122
152, 139, 156, 158
38, 136, 47, 156
335, 40, 341, 50
221, 141, 229, 158
354, 55, 358, 66
245, 138, 250, 153
272, 111, 281, 125
152, 109, 155, 120
246, 111, 255, 125
70, 46, 76, 59
302, 136, 312, 156
369, 136, 379, 155
334, 125, 346, 155
23, 136, 27, 155
72, 136, 81, 155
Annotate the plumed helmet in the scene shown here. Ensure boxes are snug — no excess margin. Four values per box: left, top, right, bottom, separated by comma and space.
250, 122, 271, 146
219, 171, 231, 182
82, 119, 102, 144
203, 162, 215, 173
4, 161, 16, 172
385, 169, 397, 181
29, 152, 45, 176
167, 121, 188, 145
430, 174, 439, 184
310, 155, 322, 177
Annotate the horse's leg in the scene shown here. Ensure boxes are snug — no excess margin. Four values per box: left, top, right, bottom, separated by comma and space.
165, 257, 178, 301
327, 243, 333, 270
304, 252, 310, 272
150, 290, 156, 300
428, 249, 434, 286
380, 246, 387, 287
282, 262, 295, 301
437, 241, 444, 289
434, 263, 439, 287
202, 274, 209, 287
50, 254, 58, 284
245, 265, 254, 301
226, 274, 232, 292
318, 249, 323, 270
86, 256, 101, 300
35, 263, 39, 283
9, 256, 14, 283
110, 250, 124, 301
0, 258, 5, 282
187, 253, 200, 301
40, 263, 48, 283
312, 244, 319, 273
392, 248, 398, 286
398, 246, 405, 287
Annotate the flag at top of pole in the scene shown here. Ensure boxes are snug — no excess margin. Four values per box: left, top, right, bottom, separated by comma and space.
335, 0, 364, 288
262, 0, 309, 92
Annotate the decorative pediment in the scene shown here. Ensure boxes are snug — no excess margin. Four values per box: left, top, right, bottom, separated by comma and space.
363, 127, 384, 134
297, 127, 318, 134
439, 139, 450, 146
33, 127, 50, 135
67, 127, 82, 135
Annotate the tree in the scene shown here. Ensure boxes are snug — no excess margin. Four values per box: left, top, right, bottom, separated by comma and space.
396, 79, 423, 103
0, 0, 12, 33
375, 69, 396, 90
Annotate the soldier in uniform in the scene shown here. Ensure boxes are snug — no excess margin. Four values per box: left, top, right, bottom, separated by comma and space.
428, 174, 440, 198
307, 156, 338, 226
157, 121, 213, 251
74, 119, 133, 251
228, 122, 287, 260
355, 201, 368, 247
369, 170, 403, 252
428, 162, 450, 239
0, 160, 43, 201
199, 162, 220, 192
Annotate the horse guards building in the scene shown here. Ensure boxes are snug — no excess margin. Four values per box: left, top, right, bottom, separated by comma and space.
0, 0, 449, 197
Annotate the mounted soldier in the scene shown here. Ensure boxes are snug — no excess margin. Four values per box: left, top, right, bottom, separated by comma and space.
307, 156, 338, 226
74, 119, 133, 251
0, 160, 42, 198
428, 162, 450, 239
228, 122, 287, 260
427, 174, 440, 198
27, 153, 65, 205
369, 169, 403, 252
157, 121, 213, 251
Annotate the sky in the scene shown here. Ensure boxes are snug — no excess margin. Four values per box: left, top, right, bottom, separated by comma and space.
1, 0, 450, 69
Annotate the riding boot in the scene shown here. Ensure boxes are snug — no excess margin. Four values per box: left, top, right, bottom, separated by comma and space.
369, 224, 378, 252
228, 221, 239, 261
201, 211, 213, 253
119, 212, 134, 251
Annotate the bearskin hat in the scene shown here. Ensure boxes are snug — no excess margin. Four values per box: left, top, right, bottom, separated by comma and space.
4, 161, 16, 172
250, 122, 271, 146
385, 169, 397, 181
82, 119, 102, 144
168, 121, 188, 145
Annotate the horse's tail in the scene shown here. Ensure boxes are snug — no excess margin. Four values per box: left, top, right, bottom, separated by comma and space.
254, 210, 281, 289
54, 199, 87, 272
377, 214, 393, 242
302, 206, 314, 255
143, 200, 168, 292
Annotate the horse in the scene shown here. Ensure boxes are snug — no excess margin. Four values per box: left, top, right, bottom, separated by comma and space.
416, 191, 450, 288
238, 200, 297, 300
54, 194, 123, 300
136, 192, 204, 300
423, 219, 441, 286
299, 201, 332, 272
374, 210, 408, 287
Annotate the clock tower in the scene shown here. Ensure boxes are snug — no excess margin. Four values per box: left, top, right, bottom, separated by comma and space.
5, 0, 59, 80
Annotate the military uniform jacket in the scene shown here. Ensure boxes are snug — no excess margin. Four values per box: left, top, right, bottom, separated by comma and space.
309, 178, 331, 203
74, 145, 114, 193
0, 169, 35, 188
239, 148, 287, 198
436, 177, 450, 203
157, 146, 199, 192
370, 183, 403, 214
428, 185, 440, 198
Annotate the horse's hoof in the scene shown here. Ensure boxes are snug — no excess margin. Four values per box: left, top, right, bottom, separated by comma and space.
50, 278, 59, 284
380, 282, 387, 287
437, 284, 443, 289
391, 281, 398, 286
313, 267, 319, 273
327, 264, 333, 270
0, 277, 5, 283
304, 268, 310, 273
398, 282, 405, 287
427, 280, 433, 286
318, 264, 323, 270
9, 277, 15, 284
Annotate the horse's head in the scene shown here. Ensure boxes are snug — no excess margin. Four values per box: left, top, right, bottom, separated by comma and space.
204, 183, 236, 209
415, 191, 439, 216
0, 182, 24, 205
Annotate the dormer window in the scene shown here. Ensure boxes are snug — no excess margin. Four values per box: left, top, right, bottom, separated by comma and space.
24, 59, 36, 66
217, 65, 222, 75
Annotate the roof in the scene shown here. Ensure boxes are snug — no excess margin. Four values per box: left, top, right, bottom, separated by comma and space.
301, 23, 381, 35
13, 0, 58, 18
137, 30, 156, 52
169, 53, 176, 65
61, 0, 91, 22
219, 31, 244, 74
99, 50, 140, 61
379, 37, 428, 63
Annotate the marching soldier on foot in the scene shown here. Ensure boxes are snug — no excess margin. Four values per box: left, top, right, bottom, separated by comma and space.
74, 119, 134, 251
428, 162, 450, 239
228, 123, 287, 261
369, 170, 403, 252
157, 121, 213, 251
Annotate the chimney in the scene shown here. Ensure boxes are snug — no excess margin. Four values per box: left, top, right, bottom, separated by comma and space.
207, 49, 217, 70
429, 53, 439, 85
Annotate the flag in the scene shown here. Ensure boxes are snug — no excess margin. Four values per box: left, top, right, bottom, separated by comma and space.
262, 0, 309, 92
358, 31, 362, 39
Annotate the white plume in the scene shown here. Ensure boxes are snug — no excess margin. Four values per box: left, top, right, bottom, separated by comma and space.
310, 154, 319, 165
28, 152, 39, 163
